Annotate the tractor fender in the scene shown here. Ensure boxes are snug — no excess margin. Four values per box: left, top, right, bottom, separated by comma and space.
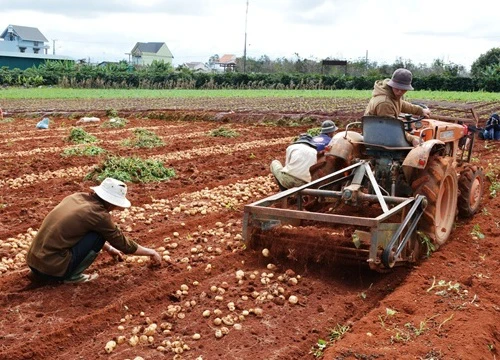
403, 139, 445, 169
325, 131, 363, 163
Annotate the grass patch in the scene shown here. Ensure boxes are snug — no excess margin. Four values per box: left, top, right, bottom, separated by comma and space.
0, 117, 14, 123
61, 145, 106, 157
86, 156, 175, 183
121, 128, 164, 148
209, 126, 240, 138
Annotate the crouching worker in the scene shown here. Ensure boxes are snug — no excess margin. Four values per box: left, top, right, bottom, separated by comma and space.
312, 120, 338, 153
26, 178, 162, 284
270, 133, 318, 191
481, 113, 500, 140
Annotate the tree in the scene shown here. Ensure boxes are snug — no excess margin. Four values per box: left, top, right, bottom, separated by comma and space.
207, 54, 220, 70
470, 47, 500, 77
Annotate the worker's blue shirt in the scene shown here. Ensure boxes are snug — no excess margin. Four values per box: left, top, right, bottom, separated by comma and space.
312, 133, 332, 152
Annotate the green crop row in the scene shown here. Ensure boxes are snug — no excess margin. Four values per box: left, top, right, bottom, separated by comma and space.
1, 88, 498, 102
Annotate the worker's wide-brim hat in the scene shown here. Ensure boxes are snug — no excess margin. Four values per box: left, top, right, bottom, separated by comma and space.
294, 134, 318, 149
91, 177, 131, 208
321, 120, 338, 134
388, 68, 414, 91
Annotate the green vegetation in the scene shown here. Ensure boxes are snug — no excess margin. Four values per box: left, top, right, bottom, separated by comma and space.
378, 308, 397, 329
404, 320, 429, 337
310, 339, 328, 358
310, 324, 350, 358
471, 48, 500, 78
390, 330, 411, 344
489, 180, 500, 198
307, 127, 321, 136
106, 108, 119, 118
101, 117, 128, 128
470, 224, 485, 239
484, 164, 500, 198
209, 126, 240, 138
417, 231, 436, 257
426, 277, 461, 295
61, 145, 106, 157
67, 127, 97, 144
86, 156, 175, 183
0, 117, 14, 123
1, 49, 498, 91
1, 88, 498, 101
328, 324, 350, 342
122, 128, 164, 148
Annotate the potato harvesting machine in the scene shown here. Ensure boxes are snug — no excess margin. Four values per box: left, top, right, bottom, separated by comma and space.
243, 105, 485, 271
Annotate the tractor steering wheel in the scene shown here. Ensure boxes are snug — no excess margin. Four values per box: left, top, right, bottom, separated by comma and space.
401, 114, 424, 131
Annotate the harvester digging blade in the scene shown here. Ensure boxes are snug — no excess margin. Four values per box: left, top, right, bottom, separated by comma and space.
243, 161, 427, 271
248, 224, 371, 266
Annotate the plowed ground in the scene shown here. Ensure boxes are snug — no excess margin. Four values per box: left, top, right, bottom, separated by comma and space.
0, 98, 499, 360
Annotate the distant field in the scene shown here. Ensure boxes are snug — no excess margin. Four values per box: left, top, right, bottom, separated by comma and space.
0, 87, 498, 101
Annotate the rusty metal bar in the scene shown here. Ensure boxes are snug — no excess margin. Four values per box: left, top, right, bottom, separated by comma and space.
299, 189, 409, 205
244, 195, 414, 229
246, 161, 363, 208
245, 206, 379, 227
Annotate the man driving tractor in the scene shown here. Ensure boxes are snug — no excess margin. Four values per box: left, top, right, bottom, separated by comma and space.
365, 68, 431, 146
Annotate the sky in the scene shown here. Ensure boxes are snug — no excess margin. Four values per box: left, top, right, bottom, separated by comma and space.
2, 0, 499, 70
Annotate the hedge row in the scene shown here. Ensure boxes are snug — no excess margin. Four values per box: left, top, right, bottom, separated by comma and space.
1, 66, 499, 92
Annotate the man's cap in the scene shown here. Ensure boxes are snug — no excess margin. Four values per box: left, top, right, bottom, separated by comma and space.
91, 177, 131, 208
294, 133, 317, 149
321, 120, 338, 134
388, 68, 414, 91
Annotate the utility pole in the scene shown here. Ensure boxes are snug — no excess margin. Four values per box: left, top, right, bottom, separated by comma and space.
243, 0, 249, 73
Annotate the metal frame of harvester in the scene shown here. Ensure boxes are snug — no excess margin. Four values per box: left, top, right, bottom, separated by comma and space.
243, 105, 483, 271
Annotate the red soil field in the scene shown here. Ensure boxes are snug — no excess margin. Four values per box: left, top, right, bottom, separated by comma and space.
0, 97, 498, 360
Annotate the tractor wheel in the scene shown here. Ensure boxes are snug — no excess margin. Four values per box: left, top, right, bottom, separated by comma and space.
411, 156, 458, 247
458, 165, 484, 218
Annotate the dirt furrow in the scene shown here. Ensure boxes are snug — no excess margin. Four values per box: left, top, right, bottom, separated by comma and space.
1, 104, 498, 360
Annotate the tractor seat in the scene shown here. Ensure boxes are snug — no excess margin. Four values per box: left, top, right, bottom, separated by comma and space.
360, 116, 414, 150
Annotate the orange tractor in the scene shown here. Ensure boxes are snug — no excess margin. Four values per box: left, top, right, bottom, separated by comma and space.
243, 106, 484, 271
